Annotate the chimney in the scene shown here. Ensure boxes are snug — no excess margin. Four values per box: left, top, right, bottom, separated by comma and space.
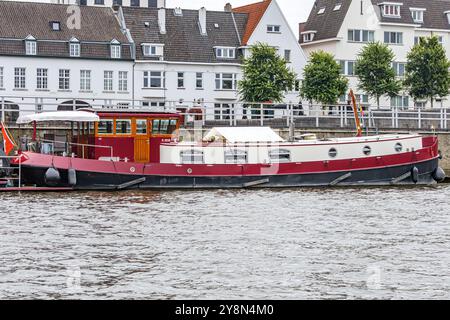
158, 8, 166, 34
224, 3, 232, 12
199, 7, 207, 36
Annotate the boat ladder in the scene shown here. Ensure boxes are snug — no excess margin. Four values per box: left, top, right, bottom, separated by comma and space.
0, 155, 22, 189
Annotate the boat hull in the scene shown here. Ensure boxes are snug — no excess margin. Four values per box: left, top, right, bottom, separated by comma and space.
18, 157, 440, 190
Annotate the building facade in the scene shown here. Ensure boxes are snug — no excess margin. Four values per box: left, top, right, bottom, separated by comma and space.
299, 0, 450, 109
0, 0, 307, 123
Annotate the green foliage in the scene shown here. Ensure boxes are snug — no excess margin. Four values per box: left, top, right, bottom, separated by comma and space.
404, 36, 450, 108
300, 50, 348, 105
238, 42, 297, 103
355, 42, 402, 107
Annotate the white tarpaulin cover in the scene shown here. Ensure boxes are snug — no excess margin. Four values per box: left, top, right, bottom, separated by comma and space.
16, 111, 100, 124
203, 127, 285, 143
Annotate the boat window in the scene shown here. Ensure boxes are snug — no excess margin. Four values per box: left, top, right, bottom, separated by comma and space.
329, 148, 338, 158
97, 119, 114, 135
168, 119, 178, 134
225, 150, 247, 164
152, 119, 160, 134
136, 119, 147, 135
269, 149, 291, 163
180, 150, 204, 164
116, 119, 131, 135
395, 143, 403, 152
159, 120, 170, 134
363, 145, 372, 156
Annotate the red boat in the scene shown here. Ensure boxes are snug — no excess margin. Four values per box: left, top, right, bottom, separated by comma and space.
1, 108, 445, 190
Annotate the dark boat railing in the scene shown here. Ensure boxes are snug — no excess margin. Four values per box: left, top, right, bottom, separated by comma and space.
22, 138, 114, 160
0, 155, 22, 188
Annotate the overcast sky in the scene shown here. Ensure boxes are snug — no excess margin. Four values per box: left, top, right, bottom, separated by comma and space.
167, 0, 315, 31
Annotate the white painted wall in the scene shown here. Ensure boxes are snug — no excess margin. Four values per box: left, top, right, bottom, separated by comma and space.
301, 0, 450, 109
0, 56, 133, 114
245, 0, 307, 103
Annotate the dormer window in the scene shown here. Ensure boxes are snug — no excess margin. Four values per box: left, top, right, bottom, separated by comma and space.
50, 21, 61, 31
317, 7, 326, 15
410, 8, 425, 23
69, 38, 80, 57
142, 43, 163, 58
302, 31, 316, 43
381, 3, 401, 18
25, 35, 37, 55
444, 11, 450, 24
110, 39, 121, 59
215, 47, 235, 59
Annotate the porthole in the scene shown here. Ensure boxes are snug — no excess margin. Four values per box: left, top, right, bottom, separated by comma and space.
328, 148, 338, 158
395, 143, 403, 153
363, 146, 371, 156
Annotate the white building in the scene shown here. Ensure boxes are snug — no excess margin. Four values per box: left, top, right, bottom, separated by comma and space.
299, 0, 450, 109
0, 0, 307, 123
0, 1, 134, 123
118, 0, 306, 120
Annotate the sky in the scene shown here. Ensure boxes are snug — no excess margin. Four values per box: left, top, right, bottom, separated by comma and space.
167, 0, 315, 32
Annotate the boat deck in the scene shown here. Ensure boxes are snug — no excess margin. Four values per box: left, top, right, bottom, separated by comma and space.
0, 187, 74, 192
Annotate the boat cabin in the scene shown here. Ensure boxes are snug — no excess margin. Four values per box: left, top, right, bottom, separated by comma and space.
18, 111, 181, 164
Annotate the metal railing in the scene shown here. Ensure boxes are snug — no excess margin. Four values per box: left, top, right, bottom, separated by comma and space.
23, 138, 114, 159
2, 95, 450, 130
0, 155, 21, 188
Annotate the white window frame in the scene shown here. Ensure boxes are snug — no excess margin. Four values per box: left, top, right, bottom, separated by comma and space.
267, 25, 281, 33
58, 69, 70, 90
284, 49, 291, 62
70, 42, 80, 57
391, 95, 409, 108
303, 32, 315, 42
180, 150, 204, 164
25, 40, 37, 55
392, 62, 406, 77
196, 72, 203, 89
382, 3, 401, 18
104, 71, 114, 92
80, 70, 91, 91
142, 44, 157, 57
384, 31, 403, 44
215, 73, 237, 91
110, 44, 121, 59
348, 29, 375, 43
410, 8, 425, 23
317, 7, 326, 15
36, 68, 48, 90
224, 150, 247, 164
333, 3, 342, 11
0, 67, 4, 89
177, 72, 185, 88
14, 67, 26, 89
269, 149, 291, 163
215, 47, 236, 59
118, 71, 128, 92
339, 60, 356, 76
143, 71, 165, 89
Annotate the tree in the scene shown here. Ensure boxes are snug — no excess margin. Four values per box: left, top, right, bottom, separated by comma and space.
355, 42, 402, 107
404, 36, 450, 109
238, 42, 297, 103
300, 50, 348, 105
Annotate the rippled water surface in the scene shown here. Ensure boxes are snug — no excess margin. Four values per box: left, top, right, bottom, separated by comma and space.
0, 186, 449, 300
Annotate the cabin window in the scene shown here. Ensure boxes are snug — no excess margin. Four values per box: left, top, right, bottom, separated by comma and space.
97, 120, 114, 135
116, 119, 131, 135
152, 119, 177, 135
225, 150, 248, 164
136, 119, 148, 135
180, 150, 204, 164
363, 145, 372, 156
395, 143, 403, 152
269, 149, 291, 163
329, 148, 338, 158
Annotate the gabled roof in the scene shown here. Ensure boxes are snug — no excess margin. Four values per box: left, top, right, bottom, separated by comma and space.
299, 0, 352, 44
371, 0, 450, 30
0, 1, 128, 43
122, 7, 248, 63
233, 0, 272, 45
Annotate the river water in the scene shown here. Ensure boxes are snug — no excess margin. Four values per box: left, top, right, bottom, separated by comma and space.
0, 186, 449, 300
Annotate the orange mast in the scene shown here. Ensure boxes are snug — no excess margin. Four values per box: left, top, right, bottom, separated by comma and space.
349, 89, 363, 137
